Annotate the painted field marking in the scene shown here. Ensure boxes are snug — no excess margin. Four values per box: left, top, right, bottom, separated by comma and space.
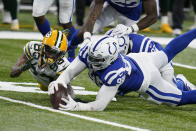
0, 96, 150, 131
173, 62, 196, 70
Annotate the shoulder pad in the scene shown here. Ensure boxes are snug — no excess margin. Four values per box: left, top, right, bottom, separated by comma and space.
78, 42, 90, 63
24, 41, 42, 59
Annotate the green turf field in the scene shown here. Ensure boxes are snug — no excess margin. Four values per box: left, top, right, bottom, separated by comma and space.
0, 38, 196, 131
1, 9, 196, 131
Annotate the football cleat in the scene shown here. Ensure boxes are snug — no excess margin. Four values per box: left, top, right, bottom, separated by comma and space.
176, 74, 196, 90
173, 29, 182, 37
11, 19, 19, 31
161, 24, 173, 34
141, 27, 151, 32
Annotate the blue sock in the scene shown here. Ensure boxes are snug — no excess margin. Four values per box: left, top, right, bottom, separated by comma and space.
37, 19, 51, 36
68, 48, 76, 58
163, 28, 196, 62
178, 90, 196, 105
66, 26, 76, 41
69, 26, 76, 39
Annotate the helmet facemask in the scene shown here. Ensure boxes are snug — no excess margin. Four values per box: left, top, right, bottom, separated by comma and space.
38, 44, 65, 69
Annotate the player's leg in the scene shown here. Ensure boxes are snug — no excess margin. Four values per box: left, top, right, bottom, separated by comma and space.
93, 3, 115, 33
163, 28, 196, 62
117, 12, 139, 27
146, 28, 196, 71
160, 63, 176, 87
59, 0, 77, 62
146, 71, 196, 106
145, 71, 182, 106
32, 0, 54, 36
59, 0, 76, 32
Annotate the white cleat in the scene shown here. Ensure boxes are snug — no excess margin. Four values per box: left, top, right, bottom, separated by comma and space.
176, 74, 196, 90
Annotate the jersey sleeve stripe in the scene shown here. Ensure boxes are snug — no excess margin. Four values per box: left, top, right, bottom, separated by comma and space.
144, 39, 152, 52
92, 36, 108, 51
139, 37, 148, 52
141, 38, 150, 52
24, 43, 32, 59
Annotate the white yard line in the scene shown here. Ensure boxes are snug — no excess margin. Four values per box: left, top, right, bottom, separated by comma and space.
1, 31, 196, 48
173, 62, 196, 70
0, 96, 150, 131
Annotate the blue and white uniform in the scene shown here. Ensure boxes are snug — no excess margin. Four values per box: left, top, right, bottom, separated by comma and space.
116, 33, 175, 87
55, 28, 196, 111
33, 0, 75, 24
93, 0, 142, 33
78, 41, 181, 105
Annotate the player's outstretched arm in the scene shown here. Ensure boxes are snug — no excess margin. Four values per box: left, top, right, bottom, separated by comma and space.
137, 0, 158, 30
10, 54, 28, 77
48, 56, 87, 94
59, 85, 119, 111
78, 0, 104, 37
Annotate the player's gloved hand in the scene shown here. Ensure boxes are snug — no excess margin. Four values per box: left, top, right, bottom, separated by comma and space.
83, 32, 91, 40
110, 24, 139, 37
20, 58, 34, 71
59, 95, 79, 111
48, 81, 67, 95
80, 32, 92, 48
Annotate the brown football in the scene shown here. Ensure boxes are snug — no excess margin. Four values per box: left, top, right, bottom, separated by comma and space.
50, 83, 68, 109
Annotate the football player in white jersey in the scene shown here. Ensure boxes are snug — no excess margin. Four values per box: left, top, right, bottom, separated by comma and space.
48, 28, 196, 111
67, 0, 158, 61
33, 0, 76, 36
10, 30, 72, 92
105, 31, 195, 92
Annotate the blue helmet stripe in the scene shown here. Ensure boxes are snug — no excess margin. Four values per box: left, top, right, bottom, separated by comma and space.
93, 36, 109, 52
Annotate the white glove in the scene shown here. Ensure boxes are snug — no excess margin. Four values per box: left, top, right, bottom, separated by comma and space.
59, 95, 79, 111
111, 24, 139, 37
80, 32, 92, 48
48, 81, 67, 95
83, 32, 91, 40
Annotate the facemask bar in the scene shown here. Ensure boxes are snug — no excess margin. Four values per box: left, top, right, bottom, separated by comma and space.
38, 44, 65, 69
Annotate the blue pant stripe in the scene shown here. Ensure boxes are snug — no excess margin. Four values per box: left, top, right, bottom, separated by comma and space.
149, 85, 181, 99
146, 91, 179, 105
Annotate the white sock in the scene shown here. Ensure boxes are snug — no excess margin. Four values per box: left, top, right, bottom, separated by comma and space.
161, 16, 168, 24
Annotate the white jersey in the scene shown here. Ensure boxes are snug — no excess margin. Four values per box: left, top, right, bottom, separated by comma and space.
24, 41, 70, 87
93, 0, 142, 33
32, 0, 75, 23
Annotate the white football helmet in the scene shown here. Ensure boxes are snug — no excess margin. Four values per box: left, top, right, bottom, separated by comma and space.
105, 30, 131, 55
87, 36, 119, 71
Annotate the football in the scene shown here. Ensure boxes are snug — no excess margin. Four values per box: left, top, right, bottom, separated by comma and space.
50, 83, 69, 109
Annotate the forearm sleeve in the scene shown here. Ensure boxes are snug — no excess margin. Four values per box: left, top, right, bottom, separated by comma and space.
76, 85, 118, 111
57, 56, 86, 85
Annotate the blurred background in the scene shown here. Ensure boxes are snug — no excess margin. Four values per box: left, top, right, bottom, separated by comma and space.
0, 0, 196, 37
